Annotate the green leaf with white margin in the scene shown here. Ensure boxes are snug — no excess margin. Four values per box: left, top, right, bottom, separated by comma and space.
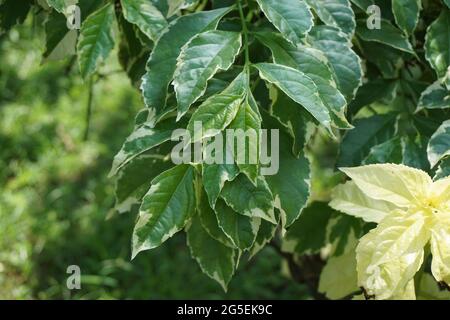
46, 0, 76, 13
215, 199, 260, 250
263, 112, 310, 227
109, 118, 185, 176
256, 32, 352, 129
356, 19, 414, 54
349, 0, 374, 11
249, 218, 279, 258
428, 120, 450, 168
435, 158, 450, 180
43, 12, 77, 61
132, 164, 195, 257
187, 72, 247, 143
330, 181, 397, 223
305, 0, 355, 37
202, 135, 239, 208
269, 88, 309, 157
44, 0, 103, 61
167, 0, 199, 17
253, 63, 333, 135
228, 91, 262, 183
221, 174, 276, 224
417, 81, 450, 111
174, 30, 242, 120
121, 0, 167, 42
114, 148, 173, 214
141, 7, 232, 125
197, 186, 235, 248
307, 26, 363, 101
256, 0, 313, 45
187, 214, 237, 291
425, 11, 450, 78
392, 0, 421, 35
337, 113, 397, 167
77, 4, 116, 79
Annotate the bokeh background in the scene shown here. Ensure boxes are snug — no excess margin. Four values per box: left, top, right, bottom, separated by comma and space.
0, 20, 311, 299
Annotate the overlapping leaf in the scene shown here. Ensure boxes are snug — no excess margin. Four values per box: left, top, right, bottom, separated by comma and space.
141, 7, 231, 125
174, 30, 242, 120
77, 4, 116, 79
132, 164, 195, 257
121, 0, 167, 41
256, 0, 313, 45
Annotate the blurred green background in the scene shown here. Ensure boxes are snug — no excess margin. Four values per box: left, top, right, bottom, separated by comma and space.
0, 21, 310, 299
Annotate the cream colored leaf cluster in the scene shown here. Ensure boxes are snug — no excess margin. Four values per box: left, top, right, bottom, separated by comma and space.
330, 164, 450, 300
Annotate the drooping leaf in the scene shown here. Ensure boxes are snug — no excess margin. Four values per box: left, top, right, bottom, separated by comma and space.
77, 4, 116, 79
114, 148, 173, 214
305, 0, 355, 37
215, 199, 260, 250
269, 89, 309, 157
46, 0, 75, 13
349, 0, 374, 11
202, 135, 239, 208
435, 158, 450, 180
121, 0, 168, 41
338, 113, 397, 167
256, 32, 351, 129
256, 0, 313, 45
425, 11, 450, 78
141, 7, 232, 125
417, 81, 450, 111
263, 112, 311, 227
174, 30, 242, 120
43, 12, 77, 61
356, 19, 414, 54
427, 120, 450, 168
220, 174, 276, 224
110, 118, 184, 176
392, 0, 421, 35
132, 164, 195, 257
187, 214, 237, 291
254, 62, 333, 134
187, 72, 247, 143
249, 218, 279, 258
228, 91, 262, 182
44, 0, 103, 61
197, 187, 235, 248
307, 25, 363, 101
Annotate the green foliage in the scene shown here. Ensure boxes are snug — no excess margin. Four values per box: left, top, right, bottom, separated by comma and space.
1, 0, 450, 299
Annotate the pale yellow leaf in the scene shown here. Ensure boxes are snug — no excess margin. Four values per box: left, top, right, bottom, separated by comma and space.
340, 164, 432, 208
356, 210, 429, 299
330, 181, 397, 223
